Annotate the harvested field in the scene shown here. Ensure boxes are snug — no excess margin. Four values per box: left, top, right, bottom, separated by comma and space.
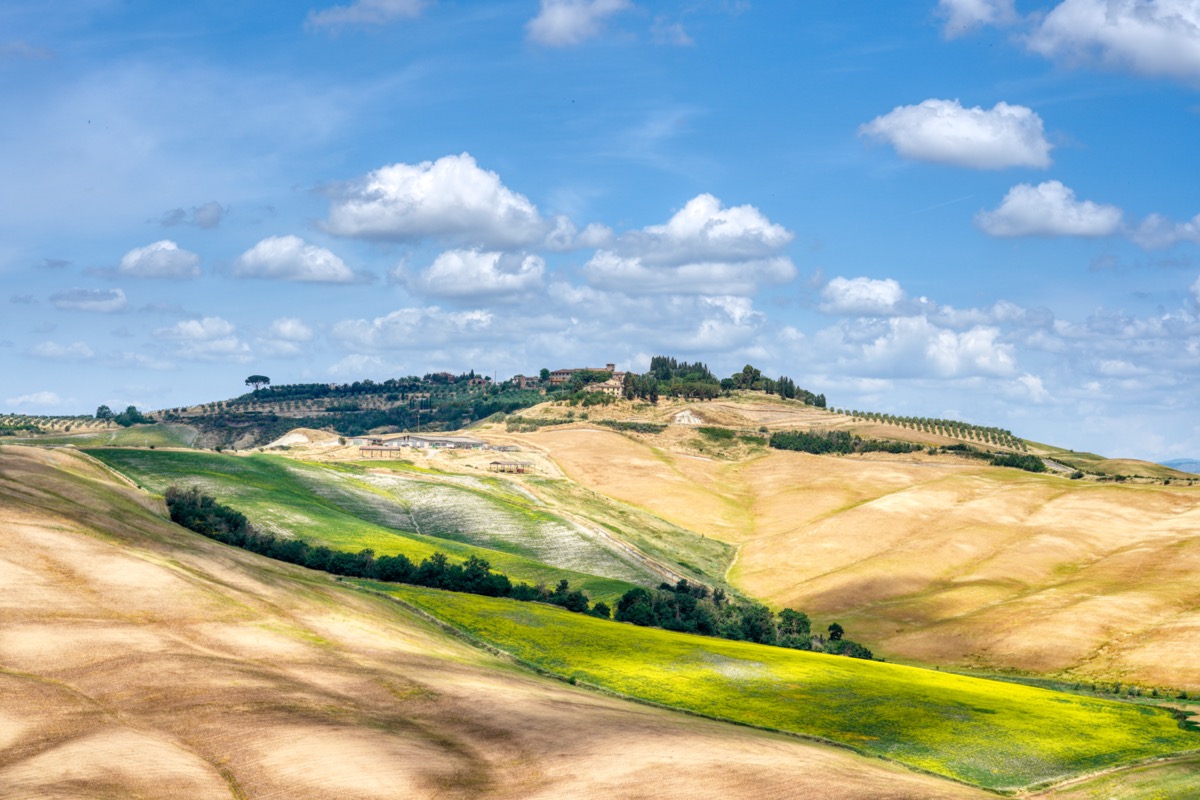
1, 444, 1001, 800
513, 425, 1200, 689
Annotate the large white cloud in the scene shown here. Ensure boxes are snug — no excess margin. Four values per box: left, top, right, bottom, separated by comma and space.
307, 0, 427, 29
938, 0, 1018, 37
50, 288, 127, 313
1028, 0, 1200, 83
819, 316, 1017, 378
324, 153, 548, 249
232, 235, 356, 283
859, 99, 1052, 169
119, 240, 201, 279
155, 316, 251, 362
527, 0, 632, 46
412, 250, 546, 298
821, 277, 906, 316
975, 180, 1123, 237
584, 194, 796, 295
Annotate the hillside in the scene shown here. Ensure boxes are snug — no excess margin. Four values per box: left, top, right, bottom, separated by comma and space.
1162, 459, 1200, 475
1, 444, 1003, 800
482, 397, 1200, 691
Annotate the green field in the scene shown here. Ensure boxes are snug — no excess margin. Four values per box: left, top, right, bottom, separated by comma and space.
86, 448, 644, 604
12, 423, 199, 448
388, 585, 1200, 792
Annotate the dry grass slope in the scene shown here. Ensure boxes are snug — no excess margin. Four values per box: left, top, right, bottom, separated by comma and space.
506, 412, 1200, 691
1, 445, 1001, 800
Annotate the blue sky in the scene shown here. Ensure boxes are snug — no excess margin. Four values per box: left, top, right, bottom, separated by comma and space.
2, 0, 1199, 460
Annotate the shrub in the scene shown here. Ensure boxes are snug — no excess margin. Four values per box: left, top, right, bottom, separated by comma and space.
990, 453, 1047, 473
596, 420, 667, 434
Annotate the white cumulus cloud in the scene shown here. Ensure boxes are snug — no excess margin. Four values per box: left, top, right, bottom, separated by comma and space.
527, 0, 632, 46
937, 0, 1017, 38
268, 318, 314, 342
821, 277, 906, 316
119, 240, 201, 279
1028, 0, 1200, 83
976, 181, 1123, 237
333, 307, 494, 350
1131, 212, 1200, 248
157, 317, 236, 341
258, 317, 315, 358
413, 250, 546, 298
50, 288, 127, 313
1015, 373, 1049, 402
864, 317, 1016, 377
859, 98, 1052, 169
584, 193, 796, 295
232, 235, 356, 283
324, 153, 548, 249
155, 316, 250, 362
307, 0, 427, 29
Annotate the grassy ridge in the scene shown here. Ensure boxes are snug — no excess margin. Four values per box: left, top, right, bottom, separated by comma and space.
389, 586, 1199, 792
86, 448, 639, 604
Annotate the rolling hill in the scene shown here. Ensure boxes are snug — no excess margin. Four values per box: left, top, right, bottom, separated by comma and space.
3, 444, 1011, 800
485, 398, 1200, 692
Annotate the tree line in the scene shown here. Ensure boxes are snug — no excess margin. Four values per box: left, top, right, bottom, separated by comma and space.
617, 358, 826, 407
164, 485, 606, 610
833, 409, 1024, 450
614, 580, 874, 659
769, 429, 920, 455
165, 486, 873, 660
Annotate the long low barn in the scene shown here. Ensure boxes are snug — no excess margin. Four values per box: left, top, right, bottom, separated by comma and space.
359, 433, 489, 456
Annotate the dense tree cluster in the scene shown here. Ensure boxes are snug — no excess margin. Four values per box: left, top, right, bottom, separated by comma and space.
990, 453, 1047, 473
95, 404, 150, 427
614, 580, 873, 659
617, 357, 825, 406
769, 429, 920, 455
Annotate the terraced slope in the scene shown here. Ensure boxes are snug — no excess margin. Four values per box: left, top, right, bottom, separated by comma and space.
511, 425, 1200, 690
392, 585, 1200, 792
2, 444, 1001, 799
86, 448, 651, 604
